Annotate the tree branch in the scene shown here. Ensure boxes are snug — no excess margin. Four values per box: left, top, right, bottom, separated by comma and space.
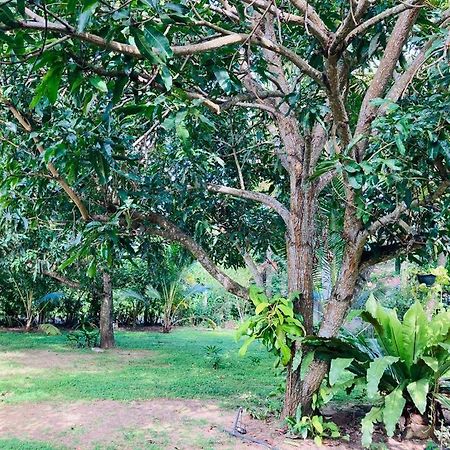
207, 183, 291, 226
345, 2, 421, 45
14, 9, 323, 85
368, 178, 450, 235
288, 0, 330, 46
359, 239, 425, 270
329, 0, 371, 54
42, 270, 82, 289
354, 7, 420, 159
144, 213, 249, 299
385, 8, 450, 105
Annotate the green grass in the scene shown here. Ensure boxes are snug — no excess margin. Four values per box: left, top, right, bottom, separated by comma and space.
0, 439, 63, 450
0, 328, 280, 411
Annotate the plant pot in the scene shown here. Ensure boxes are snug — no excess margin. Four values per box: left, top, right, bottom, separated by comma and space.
416, 274, 436, 287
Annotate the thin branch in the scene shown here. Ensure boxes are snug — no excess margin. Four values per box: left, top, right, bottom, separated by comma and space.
42, 270, 82, 289
288, 0, 330, 46
14, 9, 323, 84
345, 1, 421, 45
359, 238, 425, 270
207, 184, 291, 226
368, 178, 450, 235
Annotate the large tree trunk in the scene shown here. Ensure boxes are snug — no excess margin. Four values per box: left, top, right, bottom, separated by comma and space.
99, 271, 115, 349
293, 227, 367, 414
283, 186, 318, 418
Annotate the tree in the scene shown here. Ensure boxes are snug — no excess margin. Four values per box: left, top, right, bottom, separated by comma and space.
1, 0, 449, 415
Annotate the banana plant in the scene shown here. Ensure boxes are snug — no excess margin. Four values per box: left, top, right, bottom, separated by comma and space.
304, 295, 450, 447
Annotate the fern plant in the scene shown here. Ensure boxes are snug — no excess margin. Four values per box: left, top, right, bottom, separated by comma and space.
305, 295, 450, 447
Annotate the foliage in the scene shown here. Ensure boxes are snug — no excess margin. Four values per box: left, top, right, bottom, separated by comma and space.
66, 321, 99, 348
236, 287, 304, 366
38, 323, 61, 336
286, 406, 343, 446
204, 345, 223, 370
0, 0, 449, 421
307, 296, 450, 447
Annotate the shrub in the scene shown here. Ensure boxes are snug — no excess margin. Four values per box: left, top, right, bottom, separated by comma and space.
67, 321, 99, 348
38, 323, 61, 336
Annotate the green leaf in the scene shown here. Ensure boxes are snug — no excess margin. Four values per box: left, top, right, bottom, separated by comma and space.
311, 415, 323, 434
87, 258, 97, 278
406, 379, 429, 414
160, 65, 172, 90
16, 0, 25, 16
383, 388, 406, 437
239, 336, 256, 356
313, 435, 322, 446
361, 407, 382, 447
58, 252, 79, 271
362, 295, 404, 360
212, 67, 233, 94
249, 285, 266, 307
292, 349, 302, 371
278, 304, 294, 318
30, 65, 64, 108
280, 342, 292, 365
329, 358, 354, 386
421, 356, 439, 372
89, 75, 108, 93
0, 4, 16, 25
300, 351, 315, 381
366, 356, 399, 398
434, 393, 450, 410
132, 24, 172, 64
78, 0, 98, 32
395, 135, 406, 155
238, 335, 256, 356
255, 302, 269, 315
402, 301, 428, 366
348, 176, 362, 189
111, 76, 128, 105
144, 24, 172, 61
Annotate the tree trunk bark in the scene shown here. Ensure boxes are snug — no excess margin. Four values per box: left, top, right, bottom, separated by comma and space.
283, 186, 318, 418
294, 229, 367, 413
99, 271, 115, 349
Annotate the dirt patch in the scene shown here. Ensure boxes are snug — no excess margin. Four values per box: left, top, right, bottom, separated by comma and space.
0, 399, 428, 450
0, 399, 273, 449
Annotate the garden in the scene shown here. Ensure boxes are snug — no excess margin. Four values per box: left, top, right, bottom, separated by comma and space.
0, 0, 449, 449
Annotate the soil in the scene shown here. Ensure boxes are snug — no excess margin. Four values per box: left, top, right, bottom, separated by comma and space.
0, 398, 430, 450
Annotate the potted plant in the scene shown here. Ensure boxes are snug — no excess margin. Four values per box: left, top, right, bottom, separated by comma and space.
415, 264, 437, 287
416, 272, 436, 287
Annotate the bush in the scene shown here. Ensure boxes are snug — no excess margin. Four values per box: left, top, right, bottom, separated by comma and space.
38, 323, 61, 336
67, 321, 99, 348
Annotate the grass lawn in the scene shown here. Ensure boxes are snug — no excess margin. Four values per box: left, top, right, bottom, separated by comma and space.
0, 327, 285, 449
0, 327, 279, 409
